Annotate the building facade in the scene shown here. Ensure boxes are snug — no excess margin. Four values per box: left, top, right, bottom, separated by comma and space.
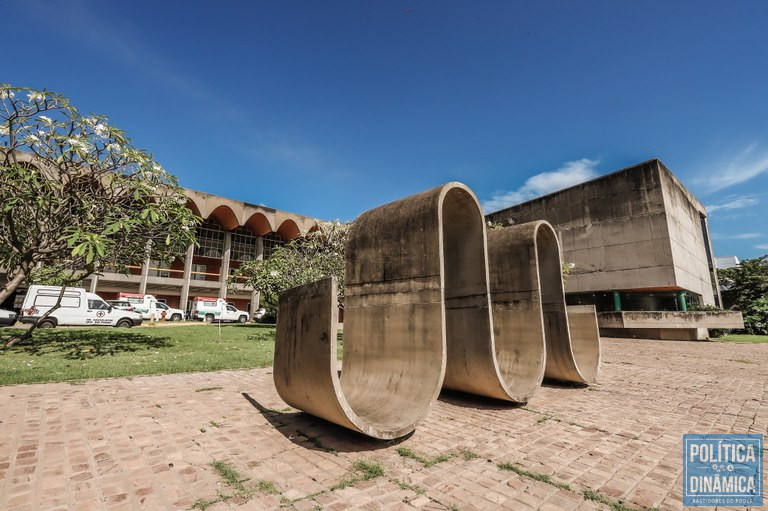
80, 189, 318, 314
486, 159, 742, 339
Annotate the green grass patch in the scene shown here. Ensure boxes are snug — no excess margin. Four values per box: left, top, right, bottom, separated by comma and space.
390, 478, 426, 494
331, 459, 385, 490
192, 460, 281, 510
0, 324, 276, 385
717, 334, 768, 344
396, 446, 453, 468
460, 449, 480, 461
497, 462, 572, 491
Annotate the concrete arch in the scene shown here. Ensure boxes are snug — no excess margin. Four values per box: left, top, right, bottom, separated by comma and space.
185, 198, 202, 218
276, 219, 300, 241
208, 205, 239, 231
245, 212, 274, 236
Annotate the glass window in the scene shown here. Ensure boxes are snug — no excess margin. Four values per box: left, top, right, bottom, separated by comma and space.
231, 226, 261, 262
88, 299, 110, 310
262, 232, 284, 259
155, 302, 169, 310
191, 264, 207, 281
226, 305, 236, 312
194, 218, 225, 258
148, 260, 171, 278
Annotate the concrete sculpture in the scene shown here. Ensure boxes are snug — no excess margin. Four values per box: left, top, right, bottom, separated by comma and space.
274, 182, 601, 440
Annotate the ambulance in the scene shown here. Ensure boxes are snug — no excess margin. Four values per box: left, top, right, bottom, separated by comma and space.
118, 293, 185, 321
19, 286, 143, 328
191, 297, 249, 323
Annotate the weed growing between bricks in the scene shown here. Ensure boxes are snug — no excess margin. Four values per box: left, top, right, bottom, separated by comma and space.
331, 459, 385, 490
396, 446, 454, 467
497, 461, 661, 511
190, 460, 280, 510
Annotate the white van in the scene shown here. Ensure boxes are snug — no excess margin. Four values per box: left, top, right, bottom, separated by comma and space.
191, 297, 249, 323
19, 286, 143, 328
118, 293, 185, 321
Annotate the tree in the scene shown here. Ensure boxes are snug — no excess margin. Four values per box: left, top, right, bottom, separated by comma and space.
230, 221, 348, 314
718, 255, 768, 334
1, 85, 198, 344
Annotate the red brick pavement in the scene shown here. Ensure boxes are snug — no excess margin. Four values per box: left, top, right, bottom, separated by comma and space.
1, 337, 767, 510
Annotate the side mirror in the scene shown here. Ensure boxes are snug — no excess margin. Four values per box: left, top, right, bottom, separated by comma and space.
108, 305, 113, 312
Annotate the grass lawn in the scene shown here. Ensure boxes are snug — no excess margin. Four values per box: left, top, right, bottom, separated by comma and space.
0, 323, 278, 386
716, 334, 768, 344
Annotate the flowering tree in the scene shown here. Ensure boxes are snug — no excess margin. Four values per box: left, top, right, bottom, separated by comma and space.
230, 221, 348, 314
0, 85, 198, 343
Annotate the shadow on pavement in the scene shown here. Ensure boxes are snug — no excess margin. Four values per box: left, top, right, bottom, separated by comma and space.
241, 392, 410, 453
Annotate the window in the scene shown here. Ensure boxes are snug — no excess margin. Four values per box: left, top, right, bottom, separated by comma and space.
88, 299, 110, 310
191, 264, 207, 281
155, 302, 169, 310
34, 292, 80, 308
263, 232, 284, 259
148, 260, 171, 278
194, 218, 225, 258
231, 226, 261, 262
226, 305, 236, 312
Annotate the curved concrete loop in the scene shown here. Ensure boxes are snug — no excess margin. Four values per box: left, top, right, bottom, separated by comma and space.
274, 183, 601, 439
565, 305, 602, 383
276, 183, 490, 439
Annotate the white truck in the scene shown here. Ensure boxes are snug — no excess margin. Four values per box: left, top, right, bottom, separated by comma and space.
118, 293, 185, 321
19, 286, 143, 328
191, 297, 249, 323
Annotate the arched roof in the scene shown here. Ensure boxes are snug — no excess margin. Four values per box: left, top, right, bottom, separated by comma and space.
245, 212, 274, 236
208, 205, 239, 231
277, 219, 301, 241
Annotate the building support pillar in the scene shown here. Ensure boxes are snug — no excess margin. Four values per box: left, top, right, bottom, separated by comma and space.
219, 231, 232, 299
180, 243, 195, 315
89, 274, 99, 294
677, 291, 688, 312
139, 254, 151, 295
249, 236, 264, 313
613, 290, 622, 312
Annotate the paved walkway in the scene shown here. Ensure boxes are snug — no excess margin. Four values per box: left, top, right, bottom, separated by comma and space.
1, 338, 766, 511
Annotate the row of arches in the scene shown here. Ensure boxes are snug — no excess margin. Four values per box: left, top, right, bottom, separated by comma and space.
185, 198, 307, 243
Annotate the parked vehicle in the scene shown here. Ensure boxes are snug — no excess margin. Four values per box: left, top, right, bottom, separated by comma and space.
19, 286, 143, 328
118, 293, 185, 321
191, 297, 249, 323
107, 300, 136, 312
0, 308, 18, 327
252, 307, 267, 321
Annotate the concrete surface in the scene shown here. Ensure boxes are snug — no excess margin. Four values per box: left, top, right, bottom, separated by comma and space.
1, 337, 766, 511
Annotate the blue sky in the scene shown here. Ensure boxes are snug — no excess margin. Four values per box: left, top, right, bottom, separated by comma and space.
5, 0, 768, 259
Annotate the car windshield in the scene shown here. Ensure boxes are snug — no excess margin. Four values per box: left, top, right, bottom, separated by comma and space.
227, 306, 236, 312
156, 303, 168, 309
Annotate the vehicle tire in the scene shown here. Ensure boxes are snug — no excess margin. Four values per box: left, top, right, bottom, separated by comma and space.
38, 319, 56, 329
116, 319, 133, 328
171, 314, 182, 322
205, 314, 214, 323
238, 315, 247, 323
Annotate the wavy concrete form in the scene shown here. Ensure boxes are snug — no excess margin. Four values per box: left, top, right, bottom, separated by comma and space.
276, 183, 490, 439
487, 221, 600, 384
275, 183, 600, 439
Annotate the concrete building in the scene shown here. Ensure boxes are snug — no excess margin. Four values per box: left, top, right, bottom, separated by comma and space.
715, 255, 740, 269
486, 159, 743, 339
79, 189, 318, 314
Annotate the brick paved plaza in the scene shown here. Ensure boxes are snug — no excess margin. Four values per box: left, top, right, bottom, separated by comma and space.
1, 337, 766, 511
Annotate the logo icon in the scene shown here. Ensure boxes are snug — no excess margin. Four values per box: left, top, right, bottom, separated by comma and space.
96, 311, 105, 318
684, 434, 762, 506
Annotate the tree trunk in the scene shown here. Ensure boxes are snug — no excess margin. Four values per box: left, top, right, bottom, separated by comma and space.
4, 285, 67, 348
0, 269, 27, 306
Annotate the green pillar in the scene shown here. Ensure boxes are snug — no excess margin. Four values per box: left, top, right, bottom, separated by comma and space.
613, 291, 621, 312
678, 291, 688, 312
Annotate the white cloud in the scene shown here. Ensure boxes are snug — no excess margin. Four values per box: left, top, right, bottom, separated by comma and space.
706, 196, 759, 213
482, 158, 599, 213
756, 244, 768, 250
711, 232, 763, 240
700, 144, 768, 191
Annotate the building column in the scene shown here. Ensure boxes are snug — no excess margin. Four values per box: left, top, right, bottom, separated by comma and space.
180, 243, 195, 314
89, 274, 99, 294
612, 290, 622, 312
249, 236, 264, 312
139, 254, 151, 294
219, 231, 232, 299
677, 291, 688, 312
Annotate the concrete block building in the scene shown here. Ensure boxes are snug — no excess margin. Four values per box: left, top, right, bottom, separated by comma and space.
486, 159, 743, 339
